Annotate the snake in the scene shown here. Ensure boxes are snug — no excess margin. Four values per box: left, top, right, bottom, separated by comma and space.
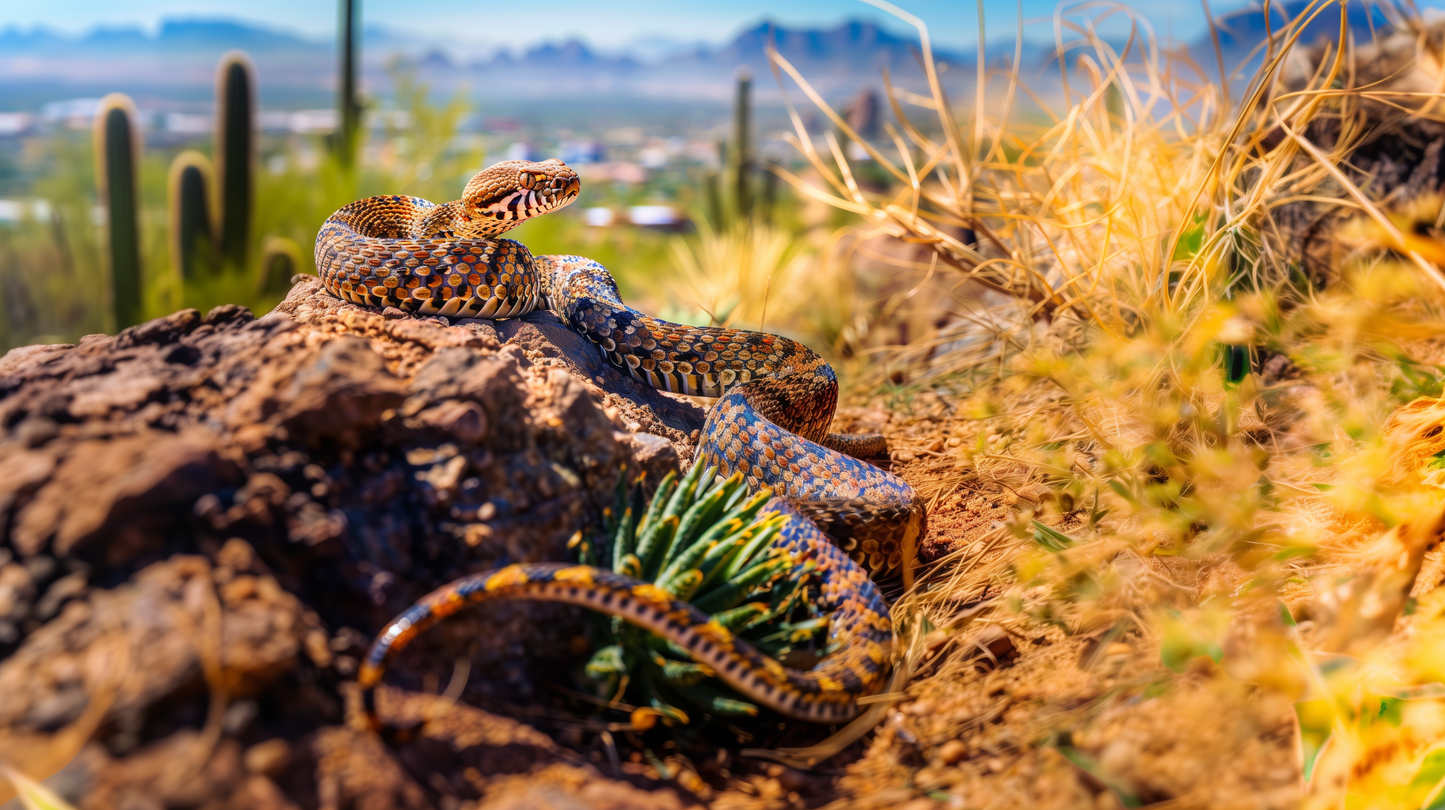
314, 159, 926, 722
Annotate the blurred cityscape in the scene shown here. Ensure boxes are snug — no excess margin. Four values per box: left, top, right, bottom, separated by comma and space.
0, 16, 977, 222
0, 1, 1372, 352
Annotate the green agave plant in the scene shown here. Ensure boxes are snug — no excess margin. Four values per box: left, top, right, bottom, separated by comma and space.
573, 463, 834, 725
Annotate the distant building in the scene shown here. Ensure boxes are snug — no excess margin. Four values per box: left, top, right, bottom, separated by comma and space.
0, 113, 34, 137
40, 98, 101, 129
582, 206, 686, 231
628, 206, 682, 229
580, 162, 647, 185
503, 142, 537, 162
560, 140, 604, 165
257, 111, 292, 132
288, 110, 337, 134
165, 113, 211, 134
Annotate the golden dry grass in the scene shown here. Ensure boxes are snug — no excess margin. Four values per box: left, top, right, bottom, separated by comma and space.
698, 1, 1445, 806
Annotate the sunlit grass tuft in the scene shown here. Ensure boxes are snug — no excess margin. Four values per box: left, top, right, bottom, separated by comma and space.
741, 0, 1445, 804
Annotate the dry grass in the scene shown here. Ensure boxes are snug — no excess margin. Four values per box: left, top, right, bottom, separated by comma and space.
712, 1, 1445, 806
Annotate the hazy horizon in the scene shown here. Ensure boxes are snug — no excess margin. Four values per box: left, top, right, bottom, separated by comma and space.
1, 0, 1267, 57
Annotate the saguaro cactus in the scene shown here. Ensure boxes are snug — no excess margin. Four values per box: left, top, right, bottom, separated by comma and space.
166, 51, 257, 281
700, 72, 758, 229
257, 236, 302, 298
336, 0, 362, 164
93, 93, 143, 330
732, 69, 753, 220
167, 151, 215, 281
215, 50, 255, 268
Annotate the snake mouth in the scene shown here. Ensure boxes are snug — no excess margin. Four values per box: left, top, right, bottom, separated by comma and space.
479, 189, 575, 222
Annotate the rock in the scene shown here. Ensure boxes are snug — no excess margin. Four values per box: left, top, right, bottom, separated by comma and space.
1015, 483, 1055, 505
938, 739, 968, 765
10, 429, 241, 560
0, 278, 695, 807
244, 739, 291, 777
413, 400, 489, 443
627, 431, 681, 487
970, 626, 1020, 670
485, 310, 705, 452
0, 555, 318, 738
268, 336, 410, 443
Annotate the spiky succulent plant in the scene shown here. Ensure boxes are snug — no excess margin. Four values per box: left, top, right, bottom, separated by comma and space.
573, 463, 831, 725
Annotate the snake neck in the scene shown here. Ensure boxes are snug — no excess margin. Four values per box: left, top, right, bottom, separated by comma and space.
411, 200, 535, 240
410, 200, 462, 238
535, 254, 838, 436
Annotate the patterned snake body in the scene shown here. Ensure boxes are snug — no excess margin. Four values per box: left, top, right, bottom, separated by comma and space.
357, 501, 892, 722
317, 160, 924, 722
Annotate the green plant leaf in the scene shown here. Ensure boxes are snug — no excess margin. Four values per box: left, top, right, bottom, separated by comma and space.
1032, 520, 1076, 552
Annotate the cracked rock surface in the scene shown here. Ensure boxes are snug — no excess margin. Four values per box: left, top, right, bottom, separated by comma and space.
0, 279, 699, 809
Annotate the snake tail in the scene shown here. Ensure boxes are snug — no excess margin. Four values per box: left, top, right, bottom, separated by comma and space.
360, 568, 883, 724
360, 501, 895, 724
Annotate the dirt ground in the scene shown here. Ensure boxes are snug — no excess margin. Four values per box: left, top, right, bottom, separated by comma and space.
807, 394, 1304, 810
0, 278, 1348, 810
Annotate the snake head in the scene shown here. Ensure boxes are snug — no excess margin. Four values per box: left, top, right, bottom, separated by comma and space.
460, 158, 581, 235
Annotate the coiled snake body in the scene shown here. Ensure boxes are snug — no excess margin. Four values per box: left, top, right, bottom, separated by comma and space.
315, 160, 924, 722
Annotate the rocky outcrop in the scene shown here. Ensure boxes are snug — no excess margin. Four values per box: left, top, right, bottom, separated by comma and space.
0, 279, 702, 808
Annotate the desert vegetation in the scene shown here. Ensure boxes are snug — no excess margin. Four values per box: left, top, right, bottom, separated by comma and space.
3, 0, 1445, 807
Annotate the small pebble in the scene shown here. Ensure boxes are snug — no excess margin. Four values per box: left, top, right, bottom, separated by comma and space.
244, 738, 291, 776
895, 450, 916, 463
630, 707, 660, 731
905, 698, 936, 716
776, 767, 810, 792
938, 739, 968, 765
1017, 483, 1054, 503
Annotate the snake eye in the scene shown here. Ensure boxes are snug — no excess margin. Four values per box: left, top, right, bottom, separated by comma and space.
519, 173, 535, 190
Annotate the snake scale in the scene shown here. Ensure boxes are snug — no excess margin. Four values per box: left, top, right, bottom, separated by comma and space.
314, 159, 925, 722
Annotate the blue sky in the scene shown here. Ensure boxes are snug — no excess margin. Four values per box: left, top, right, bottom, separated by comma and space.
1, 0, 1258, 53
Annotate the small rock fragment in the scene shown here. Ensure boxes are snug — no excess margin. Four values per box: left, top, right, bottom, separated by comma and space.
1017, 482, 1055, 504
938, 739, 968, 765
244, 738, 292, 777
905, 698, 937, 717
971, 625, 1019, 669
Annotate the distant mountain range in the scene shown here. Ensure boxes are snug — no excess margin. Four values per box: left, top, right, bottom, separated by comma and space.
0, 17, 979, 108
0, 4, 1384, 111
452, 20, 1001, 101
